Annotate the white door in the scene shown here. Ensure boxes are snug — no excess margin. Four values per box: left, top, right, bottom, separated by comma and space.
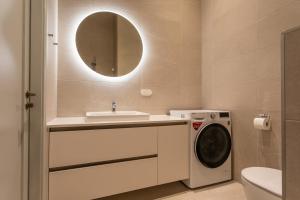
0, 0, 26, 200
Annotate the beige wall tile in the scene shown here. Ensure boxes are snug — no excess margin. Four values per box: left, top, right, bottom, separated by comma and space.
45, 0, 58, 122
255, 44, 281, 81
257, 2, 300, 49
257, 111, 282, 169
230, 110, 259, 180
257, 0, 294, 21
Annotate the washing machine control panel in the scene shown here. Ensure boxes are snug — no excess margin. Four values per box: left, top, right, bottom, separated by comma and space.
210, 113, 216, 119
219, 112, 230, 118
191, 112, 230, 121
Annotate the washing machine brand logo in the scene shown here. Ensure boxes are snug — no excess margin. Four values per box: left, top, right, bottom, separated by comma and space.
193, 122, 203, 131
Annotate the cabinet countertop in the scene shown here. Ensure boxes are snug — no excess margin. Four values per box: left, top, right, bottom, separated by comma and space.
47, 115, 189, 131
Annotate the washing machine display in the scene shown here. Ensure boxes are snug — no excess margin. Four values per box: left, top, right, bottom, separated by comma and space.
195, 123, 231, 168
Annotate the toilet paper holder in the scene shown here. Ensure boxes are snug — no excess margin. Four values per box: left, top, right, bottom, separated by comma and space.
254, 113, 271, 130
257, 113, 270, 120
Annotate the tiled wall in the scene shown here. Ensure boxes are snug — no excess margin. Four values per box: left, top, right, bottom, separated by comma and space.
284, 27, 300, 200
200, 0, 300, 180
45, 0, 58, 122
57, 0, 202, 116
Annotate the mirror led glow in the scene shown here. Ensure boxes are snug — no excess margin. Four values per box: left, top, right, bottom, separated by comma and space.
69, 8, 148, 82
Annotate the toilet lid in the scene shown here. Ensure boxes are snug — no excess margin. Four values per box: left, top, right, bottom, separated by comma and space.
241, 167, 282, 197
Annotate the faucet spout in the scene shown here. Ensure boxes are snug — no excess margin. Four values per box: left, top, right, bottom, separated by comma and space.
112, 101, 117, 112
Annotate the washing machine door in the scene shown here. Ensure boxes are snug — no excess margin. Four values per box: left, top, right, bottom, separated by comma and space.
195, 123, 231, 168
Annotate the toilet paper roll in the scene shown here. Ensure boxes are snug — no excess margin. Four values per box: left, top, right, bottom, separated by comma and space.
253, 117, 271, 130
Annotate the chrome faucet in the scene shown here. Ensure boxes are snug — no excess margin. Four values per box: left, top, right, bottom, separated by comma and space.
112, 101, 117, 112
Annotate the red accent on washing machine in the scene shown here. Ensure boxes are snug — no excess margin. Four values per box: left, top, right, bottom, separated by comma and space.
192, 122, 203, 131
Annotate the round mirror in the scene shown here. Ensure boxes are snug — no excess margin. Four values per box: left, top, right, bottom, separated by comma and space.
76, 12, 143, 77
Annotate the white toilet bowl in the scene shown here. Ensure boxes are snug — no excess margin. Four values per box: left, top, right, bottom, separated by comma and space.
241, 167, 282, 200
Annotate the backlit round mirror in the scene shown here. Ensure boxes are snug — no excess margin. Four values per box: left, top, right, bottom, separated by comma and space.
76, 12, 143, 77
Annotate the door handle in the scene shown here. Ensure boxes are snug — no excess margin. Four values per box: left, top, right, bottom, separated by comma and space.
25, 91, 36, 110
25, 102, 34, 110
25, 91, 36, 98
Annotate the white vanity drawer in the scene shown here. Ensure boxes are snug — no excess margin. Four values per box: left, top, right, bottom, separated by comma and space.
49, 127, 157, 168
49, 157, 158, 200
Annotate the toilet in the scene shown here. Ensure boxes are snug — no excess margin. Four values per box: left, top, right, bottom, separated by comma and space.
241, 167, 282, 200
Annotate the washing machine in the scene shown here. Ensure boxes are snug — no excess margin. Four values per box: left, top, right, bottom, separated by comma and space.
170, 110, 232, 188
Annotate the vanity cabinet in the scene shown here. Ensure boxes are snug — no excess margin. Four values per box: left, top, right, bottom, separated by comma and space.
49, 158, 157, 200
158, 125, 189, 184
48, 122, 188, 200
49, 127, 157, 168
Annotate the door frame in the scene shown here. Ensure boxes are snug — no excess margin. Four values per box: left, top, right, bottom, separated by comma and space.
28, 0, 47, 199
22, 0, 30, 199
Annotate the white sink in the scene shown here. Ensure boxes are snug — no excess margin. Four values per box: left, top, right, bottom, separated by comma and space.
85, 111, 150, 122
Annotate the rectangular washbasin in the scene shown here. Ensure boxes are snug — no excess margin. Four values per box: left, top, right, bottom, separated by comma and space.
85, 111, 150, 122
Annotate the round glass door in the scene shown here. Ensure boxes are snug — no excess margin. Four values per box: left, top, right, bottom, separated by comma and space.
195, 123, 231, 168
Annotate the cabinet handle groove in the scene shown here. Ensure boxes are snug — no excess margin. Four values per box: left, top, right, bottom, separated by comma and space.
49, 154, 158, 172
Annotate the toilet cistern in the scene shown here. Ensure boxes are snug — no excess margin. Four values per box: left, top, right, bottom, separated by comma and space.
112, 101, 117, 112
